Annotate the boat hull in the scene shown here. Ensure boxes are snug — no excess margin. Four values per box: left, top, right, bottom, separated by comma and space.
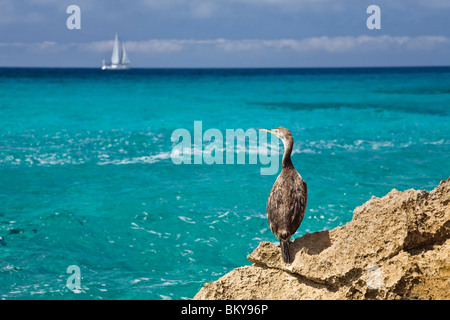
102, 64, 131, 70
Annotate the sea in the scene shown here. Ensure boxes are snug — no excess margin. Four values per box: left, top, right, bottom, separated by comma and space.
0, 67, 449, 299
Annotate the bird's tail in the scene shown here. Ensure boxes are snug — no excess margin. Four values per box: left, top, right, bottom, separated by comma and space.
281, 240, 290, 264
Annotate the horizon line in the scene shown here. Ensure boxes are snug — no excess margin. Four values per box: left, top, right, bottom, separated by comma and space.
1, 65, 450, 70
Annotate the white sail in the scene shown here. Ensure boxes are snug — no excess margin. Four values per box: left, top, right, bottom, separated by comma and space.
102, 33, 131, 70
111, 34, 121, 65
121, 43, 130, 65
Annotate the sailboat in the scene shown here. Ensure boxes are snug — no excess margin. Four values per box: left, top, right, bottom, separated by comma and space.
102, 34, 131, 70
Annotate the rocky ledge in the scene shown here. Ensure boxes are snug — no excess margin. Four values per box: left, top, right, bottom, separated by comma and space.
194, 178, 450, 300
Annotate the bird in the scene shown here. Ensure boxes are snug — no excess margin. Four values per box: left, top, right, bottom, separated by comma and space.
259, 127, 307, 263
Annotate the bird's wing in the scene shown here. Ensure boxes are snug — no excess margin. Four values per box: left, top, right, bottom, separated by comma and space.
266, 174, 307, 238
266, 182, 282, 235
290, 179, 307, 229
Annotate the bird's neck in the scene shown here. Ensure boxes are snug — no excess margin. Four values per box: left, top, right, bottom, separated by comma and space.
282, 140, 294, 170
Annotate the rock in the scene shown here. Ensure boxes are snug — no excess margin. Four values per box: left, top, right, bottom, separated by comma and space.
194, 178, 450, 300
193, 265, 339, 300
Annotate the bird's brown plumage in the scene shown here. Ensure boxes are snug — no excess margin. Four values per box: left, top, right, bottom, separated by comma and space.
261, 126, 307, 263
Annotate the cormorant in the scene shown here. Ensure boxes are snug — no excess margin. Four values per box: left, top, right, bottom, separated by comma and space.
259, 127, 307, 263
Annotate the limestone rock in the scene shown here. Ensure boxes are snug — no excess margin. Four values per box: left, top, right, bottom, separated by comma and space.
194, 178, 450, 300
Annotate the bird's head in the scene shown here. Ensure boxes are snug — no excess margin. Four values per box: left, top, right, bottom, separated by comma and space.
258, 126, 293, 147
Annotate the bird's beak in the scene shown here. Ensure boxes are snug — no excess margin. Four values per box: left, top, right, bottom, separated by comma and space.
258, 128, 273, 134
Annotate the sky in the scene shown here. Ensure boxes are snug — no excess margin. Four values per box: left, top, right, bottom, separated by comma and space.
0, 0, 449, 68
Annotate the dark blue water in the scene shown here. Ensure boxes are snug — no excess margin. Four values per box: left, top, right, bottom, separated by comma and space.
1, 67, 449, 299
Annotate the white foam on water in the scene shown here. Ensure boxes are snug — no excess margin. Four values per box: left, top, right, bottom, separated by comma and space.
97, 152, 171, 165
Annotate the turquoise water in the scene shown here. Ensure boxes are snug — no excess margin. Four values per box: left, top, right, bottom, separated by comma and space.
0, 67, 449, 299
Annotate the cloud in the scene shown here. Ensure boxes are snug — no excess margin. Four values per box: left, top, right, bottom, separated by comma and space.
1, 35, 449, 56
124, 35, 449, 54
80, 36, 450, 54
0, 40, 69, 53
290, 35, 450, 53
79, 40, 185, 54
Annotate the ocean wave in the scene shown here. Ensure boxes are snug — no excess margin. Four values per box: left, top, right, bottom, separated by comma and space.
1, 129, 449, 166
0, 129, 171, 167
291, 138, 445, 154
97, 152, 172, 165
